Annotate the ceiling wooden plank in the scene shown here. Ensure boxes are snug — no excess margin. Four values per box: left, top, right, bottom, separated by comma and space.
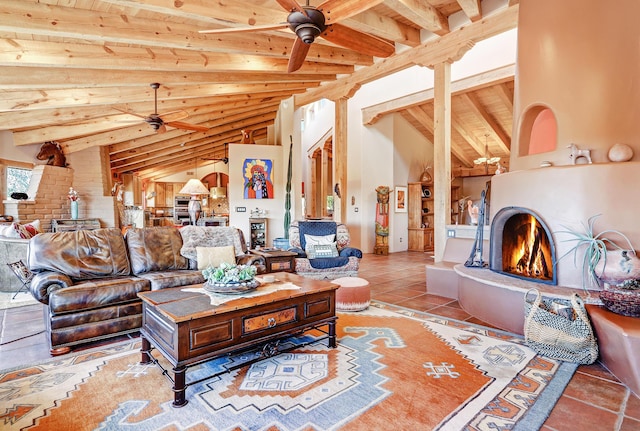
383, 0, 450, 36
0, 66, 338, 89
2, 82, 317, 113
456, 0, 482, 22
340, 10, 421, 47
0, 90, 299, 130
0, 2, 373, 67
461, 92, 510, 153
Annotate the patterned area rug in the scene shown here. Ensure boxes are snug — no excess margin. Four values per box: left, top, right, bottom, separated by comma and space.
0, 304, 577, 430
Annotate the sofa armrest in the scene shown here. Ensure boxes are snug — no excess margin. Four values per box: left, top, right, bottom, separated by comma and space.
29, 271, 72, 304
340, 247, 362, 259
236, 254, 267, 274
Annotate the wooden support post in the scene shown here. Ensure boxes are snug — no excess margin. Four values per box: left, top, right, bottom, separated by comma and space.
433, 62, 452, 263
334, 97, 348, 223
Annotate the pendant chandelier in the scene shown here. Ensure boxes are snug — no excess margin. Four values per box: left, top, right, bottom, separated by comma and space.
474, 134, 500, 173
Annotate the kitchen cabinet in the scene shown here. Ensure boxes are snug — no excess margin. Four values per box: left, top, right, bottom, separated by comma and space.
121, 173, 142, 206
155, 183, 166, 207
165, 183, 174, 207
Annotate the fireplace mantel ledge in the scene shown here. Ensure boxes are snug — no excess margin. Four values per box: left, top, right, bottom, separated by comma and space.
454, 265, 602, 305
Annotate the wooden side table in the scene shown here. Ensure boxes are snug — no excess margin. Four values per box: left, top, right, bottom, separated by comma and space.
250, 249, 297, 273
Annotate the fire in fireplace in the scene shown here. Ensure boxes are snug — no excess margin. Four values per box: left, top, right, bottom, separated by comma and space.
489, 207, 557, 285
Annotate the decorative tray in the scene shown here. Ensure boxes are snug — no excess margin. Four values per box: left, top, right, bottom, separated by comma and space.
202, 279, 261, 294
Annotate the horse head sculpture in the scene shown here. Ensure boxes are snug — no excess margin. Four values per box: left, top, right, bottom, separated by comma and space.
36, 141, 67, 167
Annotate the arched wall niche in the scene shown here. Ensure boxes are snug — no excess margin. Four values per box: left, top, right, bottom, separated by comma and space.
518, 105, 558, 156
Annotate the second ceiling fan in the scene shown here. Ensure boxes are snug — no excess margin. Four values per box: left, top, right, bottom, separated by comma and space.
199, 0, 395, 73
114, 83, 209, 134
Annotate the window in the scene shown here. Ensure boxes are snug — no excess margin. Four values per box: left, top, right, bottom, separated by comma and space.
7, 166, 31, 198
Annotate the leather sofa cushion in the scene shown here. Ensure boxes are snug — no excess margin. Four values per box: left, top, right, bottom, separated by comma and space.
126, 226, 189, 275
135, 269, 204, 291
29, 228, 131, 280
48, 276, 149, 314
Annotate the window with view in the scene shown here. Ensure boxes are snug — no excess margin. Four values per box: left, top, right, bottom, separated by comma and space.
7, 167, 31, 199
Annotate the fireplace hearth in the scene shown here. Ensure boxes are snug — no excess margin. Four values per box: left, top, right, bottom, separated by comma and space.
489, 207, 556, 285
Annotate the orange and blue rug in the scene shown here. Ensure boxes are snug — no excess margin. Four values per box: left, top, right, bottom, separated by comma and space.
0, 303, 576, 430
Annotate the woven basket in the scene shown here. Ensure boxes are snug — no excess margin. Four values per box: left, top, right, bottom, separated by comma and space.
599, 285, 640, 317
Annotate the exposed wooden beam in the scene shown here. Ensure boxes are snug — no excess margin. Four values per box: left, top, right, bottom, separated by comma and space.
461, 92, 510, 153
384, 0, 450, 36
456, 0, 482, 22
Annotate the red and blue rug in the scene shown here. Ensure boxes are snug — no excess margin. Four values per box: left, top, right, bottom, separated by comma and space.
0, 303, 576, 430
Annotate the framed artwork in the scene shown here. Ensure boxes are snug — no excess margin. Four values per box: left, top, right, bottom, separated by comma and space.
243, 159, 274, 199
395, 186, 407, 213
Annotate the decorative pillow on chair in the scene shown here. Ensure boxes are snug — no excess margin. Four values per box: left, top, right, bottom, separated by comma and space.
307, 243, 339, 259
196, 245, 236, 270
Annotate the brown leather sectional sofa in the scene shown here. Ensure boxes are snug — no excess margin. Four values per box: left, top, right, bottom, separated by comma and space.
27, 226, 265, 355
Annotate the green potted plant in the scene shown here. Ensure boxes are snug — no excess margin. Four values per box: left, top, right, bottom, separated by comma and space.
202, 262, 259, 293
273, 136, 293, 250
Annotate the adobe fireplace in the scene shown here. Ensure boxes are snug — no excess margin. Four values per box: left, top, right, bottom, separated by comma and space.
489, 207, 556, 285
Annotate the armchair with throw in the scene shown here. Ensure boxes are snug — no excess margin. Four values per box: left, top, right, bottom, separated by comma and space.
288, 220, 362, 280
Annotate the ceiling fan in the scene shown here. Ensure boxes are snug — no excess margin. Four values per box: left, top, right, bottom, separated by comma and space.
114, 83, 209, 133
203, 143, 229, 164
199, 0, 395, 73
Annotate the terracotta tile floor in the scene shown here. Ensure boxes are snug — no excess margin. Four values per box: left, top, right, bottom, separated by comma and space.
1, 251, 638, 430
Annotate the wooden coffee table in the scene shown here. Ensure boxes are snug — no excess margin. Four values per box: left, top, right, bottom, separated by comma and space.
138, 272, 338, 407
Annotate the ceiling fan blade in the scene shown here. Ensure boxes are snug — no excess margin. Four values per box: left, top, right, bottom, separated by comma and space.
157, 124, 167, 134
199, 23, 289, 34
322, 23, 395, 58
166, 121, 209, 132
318, 0, 382, 23
112, 106, 147, 119
158, 110, 189, 123
275, 0, 308, 15
288, 37, 311, 73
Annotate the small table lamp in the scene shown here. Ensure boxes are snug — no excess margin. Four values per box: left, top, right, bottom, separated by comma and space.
179, 179, 209, 225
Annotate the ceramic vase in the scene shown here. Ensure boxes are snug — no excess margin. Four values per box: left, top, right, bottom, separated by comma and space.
595, 249, 640, 286
71, 200, 78, 219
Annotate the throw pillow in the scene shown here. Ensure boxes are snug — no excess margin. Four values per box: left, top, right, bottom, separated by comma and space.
307, 243, 339, 259
0, 223, 20, 238
196, 245, 236, 270
22, 219, 42, 238
304, 234, 336, 256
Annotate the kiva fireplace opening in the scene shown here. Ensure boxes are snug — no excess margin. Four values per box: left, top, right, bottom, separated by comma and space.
489, 207, 557, 285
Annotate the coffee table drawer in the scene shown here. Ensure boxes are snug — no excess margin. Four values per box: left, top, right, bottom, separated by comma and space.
244, 307, 297, 334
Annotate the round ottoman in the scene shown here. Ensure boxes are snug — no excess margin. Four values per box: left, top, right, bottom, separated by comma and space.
332, 277, 370, 311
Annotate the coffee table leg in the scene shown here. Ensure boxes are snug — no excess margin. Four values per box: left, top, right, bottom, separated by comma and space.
140, 335, 152, 365
328, 319, 337, 348
172, 365, 189, 408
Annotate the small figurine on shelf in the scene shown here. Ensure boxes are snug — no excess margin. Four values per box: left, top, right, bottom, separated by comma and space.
420, 163, 433, 183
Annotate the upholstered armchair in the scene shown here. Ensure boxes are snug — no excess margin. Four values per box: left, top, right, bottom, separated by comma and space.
288, 220, 362, 280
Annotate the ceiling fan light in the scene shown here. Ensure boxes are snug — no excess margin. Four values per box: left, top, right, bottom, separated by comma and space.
295, 23, 322, 44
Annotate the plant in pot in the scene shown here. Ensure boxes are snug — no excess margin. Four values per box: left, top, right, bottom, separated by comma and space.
273, 136, 293, 250
557, 214, 640, 316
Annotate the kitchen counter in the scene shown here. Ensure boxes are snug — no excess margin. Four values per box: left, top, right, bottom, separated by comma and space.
197, 216, 228, 227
